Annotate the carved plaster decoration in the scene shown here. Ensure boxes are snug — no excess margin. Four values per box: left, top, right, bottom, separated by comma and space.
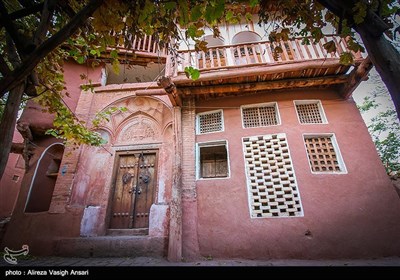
116, 116, 160, 144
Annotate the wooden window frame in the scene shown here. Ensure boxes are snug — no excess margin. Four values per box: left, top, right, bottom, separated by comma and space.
196, 140, 230, 180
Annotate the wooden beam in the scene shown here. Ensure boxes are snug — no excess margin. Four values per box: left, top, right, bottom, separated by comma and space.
177, 74, 349, 96
0, 1, 30, 55
341, 57, 373, 99
33, 0, 58, 46
157, 76, 182, 106
8, 3, 44, 20
16, 121, 33, 141
172, 58, 352, 85
170, 94, 182, 107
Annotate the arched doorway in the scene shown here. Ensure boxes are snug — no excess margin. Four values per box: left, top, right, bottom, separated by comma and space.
101, 96, 173, 231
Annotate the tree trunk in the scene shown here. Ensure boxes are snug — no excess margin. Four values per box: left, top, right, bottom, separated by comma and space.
317, 0, 400, 120
0, 83, 25, 180
356, 25, 400, 121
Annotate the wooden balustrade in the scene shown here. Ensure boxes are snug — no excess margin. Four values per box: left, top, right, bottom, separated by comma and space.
175, 35, 363, 74
113, 32, 167, 55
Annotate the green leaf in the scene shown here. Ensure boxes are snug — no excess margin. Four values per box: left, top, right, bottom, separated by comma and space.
226, 10, 234, 22
112, 59, 120, 74
191, 5, 202, 22
190, 69, 200, 80
214, 0, 225, 20
249, 0, 258, 7
339, 52, 354, 66
323, 40, 336, 53
110, 49, 118, 59
178, 0, 189, 27
311, 27, 323, 42
352, 1, 367, 24
184, 66, 200, 80
204, 5, 214, 24
45, 129, 59, 137
165, 1, 176, 10
187, 24, 204, 39
245, 12, 253, 22
76, 56, 85, 64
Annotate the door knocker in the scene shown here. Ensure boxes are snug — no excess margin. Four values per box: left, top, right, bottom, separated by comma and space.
122, 172, 134, 184
142, 174, 150, 184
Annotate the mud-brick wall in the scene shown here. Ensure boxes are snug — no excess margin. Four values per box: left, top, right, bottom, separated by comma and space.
181, 88, 400, 259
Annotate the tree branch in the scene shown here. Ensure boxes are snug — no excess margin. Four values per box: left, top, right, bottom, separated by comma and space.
17, 0, 35, 8
57, 2, 76, 18
0, 1, 29, 54
0, 55, 11, 76
0, 0, 105, 98
33, 0, 58, 45
317, 0, 389, 37
8, 3, 43, 20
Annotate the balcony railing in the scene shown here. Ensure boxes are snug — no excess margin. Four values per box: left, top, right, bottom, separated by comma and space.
113, 32, 167, 55
175, 35, 362, 74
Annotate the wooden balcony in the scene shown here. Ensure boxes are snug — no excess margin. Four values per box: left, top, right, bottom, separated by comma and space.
111, 33, 167, 65
162, 35, 371, 106
175, 35, 362, 73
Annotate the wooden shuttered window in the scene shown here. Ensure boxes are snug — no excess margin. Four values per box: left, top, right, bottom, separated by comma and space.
200, 145, 228, 178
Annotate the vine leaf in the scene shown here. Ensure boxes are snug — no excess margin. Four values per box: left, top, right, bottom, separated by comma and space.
184, 66, 200, 80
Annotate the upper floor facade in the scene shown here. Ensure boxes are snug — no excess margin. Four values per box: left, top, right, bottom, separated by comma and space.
104, 11, 370, 107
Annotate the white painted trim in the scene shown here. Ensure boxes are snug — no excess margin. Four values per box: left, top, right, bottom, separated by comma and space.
196, 109, 224, 135
240, 102, 281, 128
293, 99, 328, 124
196, 139, 230, 180
24, 143, 65, 212
302, 133, 348, 174
241, 133, 304, 219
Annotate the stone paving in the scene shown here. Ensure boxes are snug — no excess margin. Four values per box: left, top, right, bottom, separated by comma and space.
1, 256, 400, 267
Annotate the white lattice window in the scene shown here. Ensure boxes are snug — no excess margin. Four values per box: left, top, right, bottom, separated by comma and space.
295, 100, 327, 124
241, 103, 280, 128
197, 110, 224, 134
197, 141, 229, 179
243, 134, 303, 218
304, 134, 347, 173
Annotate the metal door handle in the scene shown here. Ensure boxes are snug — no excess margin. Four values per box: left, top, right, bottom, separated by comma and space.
129, 186, 136, 194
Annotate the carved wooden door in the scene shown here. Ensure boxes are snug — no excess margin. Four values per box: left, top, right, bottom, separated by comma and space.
109, 151, 157, 229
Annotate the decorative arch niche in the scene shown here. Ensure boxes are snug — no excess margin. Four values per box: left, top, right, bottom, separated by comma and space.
98, 96, 172, 146
231, 31, 262, 65
116, 114, 161, 145
25, 143, 65, 213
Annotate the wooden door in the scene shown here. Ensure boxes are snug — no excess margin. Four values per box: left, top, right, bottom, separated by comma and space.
109, 151, 157, 229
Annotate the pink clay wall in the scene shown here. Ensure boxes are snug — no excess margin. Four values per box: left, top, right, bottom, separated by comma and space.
0, 130, 24, 218
190, 88, 400, 259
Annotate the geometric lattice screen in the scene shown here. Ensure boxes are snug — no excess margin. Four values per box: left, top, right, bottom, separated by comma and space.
242, 103, 279, 128
304, 135, 344, 172
197, 110, 223, 134
295, 101, 325, 124
243, 133, 303, 218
